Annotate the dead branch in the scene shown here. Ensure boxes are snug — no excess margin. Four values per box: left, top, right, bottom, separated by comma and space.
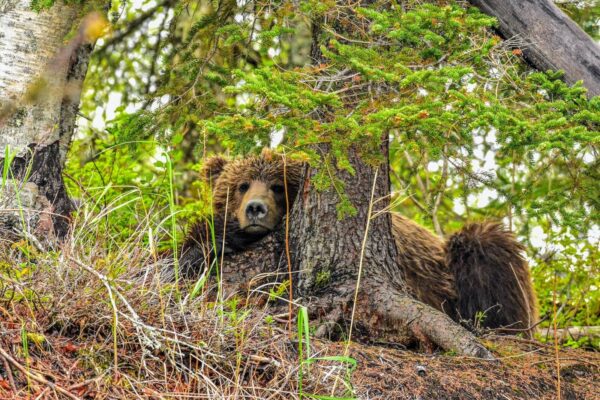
0, 346, 82, 400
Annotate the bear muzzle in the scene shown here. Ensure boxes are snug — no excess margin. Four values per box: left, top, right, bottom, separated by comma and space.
245, 199, 268, 220
241, 199, 274, 234
236, 181, 283, 234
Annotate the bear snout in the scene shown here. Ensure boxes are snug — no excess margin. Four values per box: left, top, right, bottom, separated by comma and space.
245, 200, 268, 221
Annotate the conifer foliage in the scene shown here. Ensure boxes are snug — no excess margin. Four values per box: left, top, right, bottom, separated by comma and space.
72, 0, 598, 344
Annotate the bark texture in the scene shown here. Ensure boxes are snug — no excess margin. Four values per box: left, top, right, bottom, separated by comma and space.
468, 0, 600, 97
0, 1, 90, 240
281, 0, 495, 358
288, 141, 493, 358
290, 143, 402, 309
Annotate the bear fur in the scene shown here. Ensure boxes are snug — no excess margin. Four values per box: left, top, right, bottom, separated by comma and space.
179, 151, 303, 276
446, 222, 538, 333
181, 152, 538, 337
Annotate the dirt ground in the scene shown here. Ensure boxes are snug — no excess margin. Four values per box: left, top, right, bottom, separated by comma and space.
1, 319, 598, 400
333, 336, 599, 399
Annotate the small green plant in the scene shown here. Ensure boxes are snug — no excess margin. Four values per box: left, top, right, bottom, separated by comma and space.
269, 280, 290, 302
474, 310, 487, 330
297, 307, 358, 400
444, 349, 458, 357
315, 269, 331, 287
20, 325, 31, 389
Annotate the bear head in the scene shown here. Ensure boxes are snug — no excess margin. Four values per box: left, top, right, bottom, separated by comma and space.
201, 150, 304, 245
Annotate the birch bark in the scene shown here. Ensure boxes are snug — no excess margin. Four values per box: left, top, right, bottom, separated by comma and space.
0, 0, 89, 241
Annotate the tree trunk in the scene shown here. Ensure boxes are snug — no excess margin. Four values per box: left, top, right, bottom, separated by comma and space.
468, 0, 600, 97
289, 142, 403, 330
0, 1, 92, 241
289, 139, 492, 358
286, 5, 493, 357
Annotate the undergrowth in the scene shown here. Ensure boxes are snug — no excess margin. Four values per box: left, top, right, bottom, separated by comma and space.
0, 193, 356, 399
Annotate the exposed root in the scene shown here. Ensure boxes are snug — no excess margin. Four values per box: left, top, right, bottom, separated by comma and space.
371, 285, 495, 359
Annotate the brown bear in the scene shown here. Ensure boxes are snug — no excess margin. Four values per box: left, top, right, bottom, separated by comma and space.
179, 151, 303, 273
180, 151, 538, 337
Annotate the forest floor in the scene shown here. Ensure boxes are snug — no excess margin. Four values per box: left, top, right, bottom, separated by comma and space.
1, 239, 598, 399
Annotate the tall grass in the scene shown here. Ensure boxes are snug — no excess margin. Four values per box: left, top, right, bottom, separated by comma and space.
1, 145, 34, 236
1, 145, 16, 191
165, 150, 179, 290
0, 163, 361, 399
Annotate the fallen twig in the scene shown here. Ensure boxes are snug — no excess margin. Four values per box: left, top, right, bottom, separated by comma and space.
0, 354, 17, 393
0, 346, 81, 400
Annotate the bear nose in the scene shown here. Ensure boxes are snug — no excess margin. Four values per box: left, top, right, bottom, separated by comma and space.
246, 200, 268, 221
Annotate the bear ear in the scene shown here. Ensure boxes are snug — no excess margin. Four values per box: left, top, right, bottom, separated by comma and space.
201, 156, 228, 183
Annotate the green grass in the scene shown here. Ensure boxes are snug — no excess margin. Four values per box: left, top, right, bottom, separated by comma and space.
0, 179, 362, 398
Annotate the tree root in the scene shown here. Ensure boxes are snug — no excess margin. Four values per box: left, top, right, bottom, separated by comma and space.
373, 287, 495, 360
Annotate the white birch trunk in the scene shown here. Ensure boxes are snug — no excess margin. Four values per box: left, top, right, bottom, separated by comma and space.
0, 0, 78, 153
0, 0, 87, 241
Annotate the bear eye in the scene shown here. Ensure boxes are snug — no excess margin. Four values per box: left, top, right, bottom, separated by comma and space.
271, 184, 285, 194
239, 183, 250, 193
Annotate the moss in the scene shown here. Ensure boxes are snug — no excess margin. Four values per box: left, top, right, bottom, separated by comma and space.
8, 107, 27, 128
315, 269, 331, 287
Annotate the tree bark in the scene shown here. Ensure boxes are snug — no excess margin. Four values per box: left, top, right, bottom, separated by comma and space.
468, 0, 600, 97
282, 6, 492, 357
288, 139, 492, 358
0, 1, 92, 241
